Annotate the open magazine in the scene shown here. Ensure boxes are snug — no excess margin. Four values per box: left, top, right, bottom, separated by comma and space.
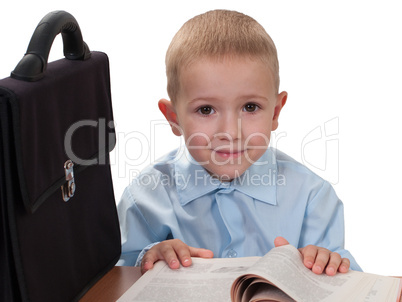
118, 245, 402, 302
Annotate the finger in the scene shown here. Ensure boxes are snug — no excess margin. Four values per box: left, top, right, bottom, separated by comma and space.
300, 245, 318, 269
141, 249, 160, 274
161, 239, 212, 268
274, 236, 289, 247
141, 260, 154, 275
188, 246, 214, 259
158, 242, 181, 270
176, 246, 214, 268
338, 257, 350, 273
172, 241, 194, 268
312, 248, 331, 274
325, 252, 342, 276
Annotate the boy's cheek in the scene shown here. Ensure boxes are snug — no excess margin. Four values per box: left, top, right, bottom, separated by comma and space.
244, 134, 270, 150
185, 134, 211, 149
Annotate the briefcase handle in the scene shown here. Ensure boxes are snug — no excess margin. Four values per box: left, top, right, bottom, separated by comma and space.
11, 10, 91, 82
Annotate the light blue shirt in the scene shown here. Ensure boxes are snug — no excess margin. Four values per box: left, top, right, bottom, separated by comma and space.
117, 147, 361, 271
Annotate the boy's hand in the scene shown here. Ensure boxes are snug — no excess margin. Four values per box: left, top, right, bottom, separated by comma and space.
141, 239, 214, 274
274, 236, 350, 276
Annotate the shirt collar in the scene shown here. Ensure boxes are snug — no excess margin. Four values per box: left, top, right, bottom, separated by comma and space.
174, 148, 278, 206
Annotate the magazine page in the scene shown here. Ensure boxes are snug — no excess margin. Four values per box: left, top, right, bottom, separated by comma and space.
117, 256, 259, 302
241, 278, 295, 302
231, 245, 402, 302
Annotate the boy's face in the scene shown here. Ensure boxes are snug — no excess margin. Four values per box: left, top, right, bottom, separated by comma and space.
159, 56, 287, 181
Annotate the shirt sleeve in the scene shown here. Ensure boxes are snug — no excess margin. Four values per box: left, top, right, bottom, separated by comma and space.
116, 185, 162, 266
116, 168, 178, 266
299, 180, 362, 271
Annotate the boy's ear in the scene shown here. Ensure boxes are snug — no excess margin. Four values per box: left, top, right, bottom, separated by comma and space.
271, 91, 288, 131
158, 98, 182, 136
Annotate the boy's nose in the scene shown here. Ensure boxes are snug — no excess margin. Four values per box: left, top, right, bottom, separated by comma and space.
214, 115, 242, 141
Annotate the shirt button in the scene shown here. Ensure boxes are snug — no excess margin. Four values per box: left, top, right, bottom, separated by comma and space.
227, 249, 237, 258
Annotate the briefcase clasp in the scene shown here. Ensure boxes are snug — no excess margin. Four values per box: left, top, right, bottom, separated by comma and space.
61, 160, 76, 202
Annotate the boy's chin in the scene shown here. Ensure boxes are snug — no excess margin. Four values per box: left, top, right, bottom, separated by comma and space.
204, 165, 251, 182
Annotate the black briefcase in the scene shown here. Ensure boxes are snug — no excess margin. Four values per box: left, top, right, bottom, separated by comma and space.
0, 11, 121, 302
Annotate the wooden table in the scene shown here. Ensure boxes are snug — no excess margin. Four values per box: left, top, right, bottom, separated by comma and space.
79, 266, 141, 302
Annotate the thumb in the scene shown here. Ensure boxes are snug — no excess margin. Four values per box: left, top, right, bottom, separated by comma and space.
188, 246, 214, 259
274, 236, 289, 247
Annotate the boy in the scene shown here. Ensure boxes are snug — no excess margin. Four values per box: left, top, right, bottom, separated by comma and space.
117, 9, 361, 275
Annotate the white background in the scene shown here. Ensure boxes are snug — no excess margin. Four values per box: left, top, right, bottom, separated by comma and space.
1, 1, 401, 276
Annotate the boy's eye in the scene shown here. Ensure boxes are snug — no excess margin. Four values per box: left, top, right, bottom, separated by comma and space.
198, 106, 215, 115
243, 103, 259, 112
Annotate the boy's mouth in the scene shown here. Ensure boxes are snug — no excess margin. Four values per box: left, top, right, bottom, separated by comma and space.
213, 149, 245, 159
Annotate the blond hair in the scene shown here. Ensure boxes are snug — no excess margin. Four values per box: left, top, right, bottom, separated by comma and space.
166, 9, 280, 102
